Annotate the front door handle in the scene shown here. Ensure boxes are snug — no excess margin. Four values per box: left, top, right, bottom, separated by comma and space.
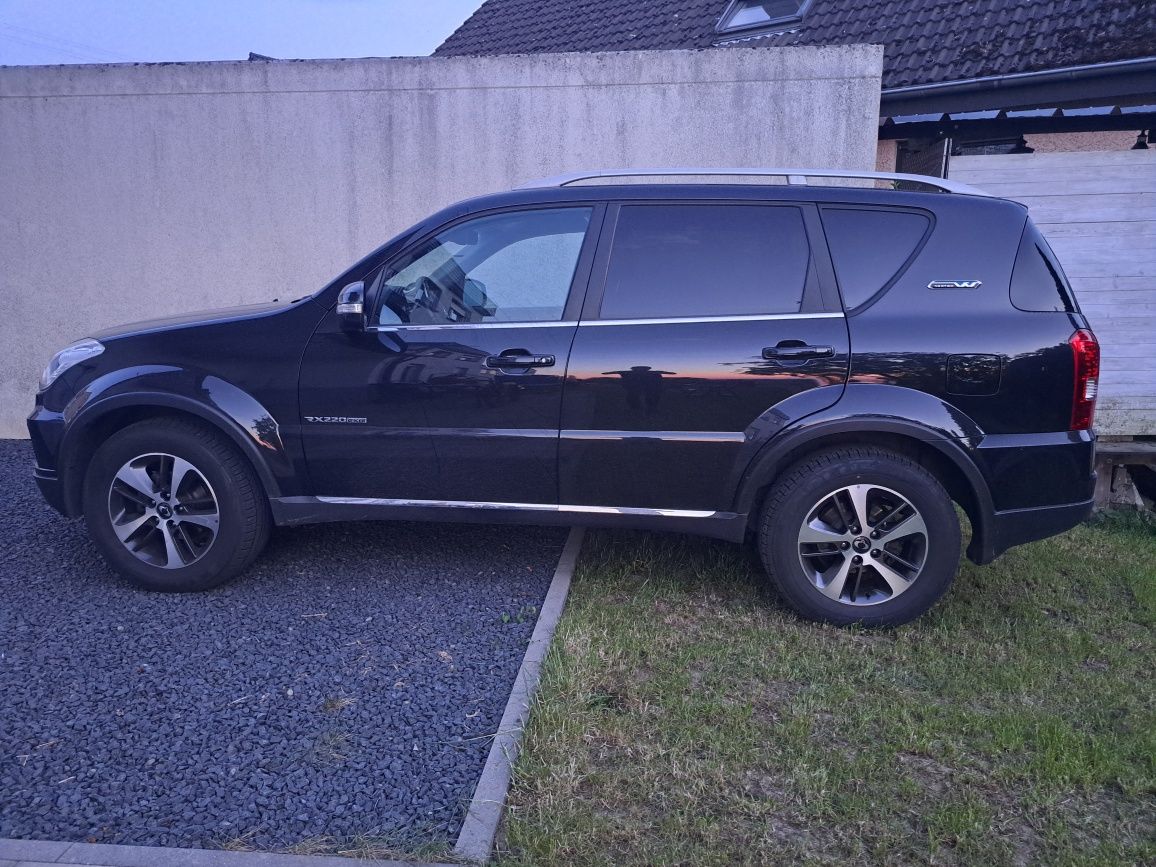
485, 352, 556, 369
762, 342, 835, 361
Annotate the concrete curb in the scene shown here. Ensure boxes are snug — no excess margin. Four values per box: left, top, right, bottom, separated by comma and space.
0, 837, 454, 867
452, 527, 585, 864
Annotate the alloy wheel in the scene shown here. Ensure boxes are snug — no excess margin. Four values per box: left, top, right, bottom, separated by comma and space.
106, 452, 220, 569
796, 483, 928, 606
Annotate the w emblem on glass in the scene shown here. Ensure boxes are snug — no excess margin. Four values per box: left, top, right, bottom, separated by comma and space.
928, 280, 982, 289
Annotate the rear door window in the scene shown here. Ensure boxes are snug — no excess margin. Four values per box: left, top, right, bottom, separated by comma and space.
598, 204, 811, 319
1010, 222, 1078, 313
820, 207, 930, 309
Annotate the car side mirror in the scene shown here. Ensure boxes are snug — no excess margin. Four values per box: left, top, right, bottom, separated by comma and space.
337, 281, 366, 331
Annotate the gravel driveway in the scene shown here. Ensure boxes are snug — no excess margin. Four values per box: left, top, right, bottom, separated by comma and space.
0, 440, 566, 852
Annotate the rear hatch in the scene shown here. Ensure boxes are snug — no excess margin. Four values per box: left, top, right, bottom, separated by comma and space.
1011, 219, 1099, 432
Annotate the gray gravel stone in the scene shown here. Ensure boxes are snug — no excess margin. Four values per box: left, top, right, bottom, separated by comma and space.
0, 440, 564, 851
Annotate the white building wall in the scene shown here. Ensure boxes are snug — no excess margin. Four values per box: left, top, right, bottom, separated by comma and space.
952, 150, 1156, 436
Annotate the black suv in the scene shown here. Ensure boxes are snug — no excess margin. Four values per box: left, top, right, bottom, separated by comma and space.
28, 169, 1099, 626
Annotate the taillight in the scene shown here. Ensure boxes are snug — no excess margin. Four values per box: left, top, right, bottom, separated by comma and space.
1069, 329, 1099, 430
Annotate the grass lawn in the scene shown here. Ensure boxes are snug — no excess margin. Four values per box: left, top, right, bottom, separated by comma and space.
498, 514, 1155, 866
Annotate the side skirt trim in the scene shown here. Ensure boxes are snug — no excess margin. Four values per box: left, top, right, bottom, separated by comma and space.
314, 496, 718, 518
269, 496, 749, 542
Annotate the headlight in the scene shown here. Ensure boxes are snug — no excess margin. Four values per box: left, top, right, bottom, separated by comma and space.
40, 339, 104, 391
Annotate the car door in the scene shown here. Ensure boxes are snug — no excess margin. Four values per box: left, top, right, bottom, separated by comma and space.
559, 201, 849, 512
300, 204, 602, 504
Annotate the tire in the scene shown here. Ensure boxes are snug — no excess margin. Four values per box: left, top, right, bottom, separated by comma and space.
756, 446, 961, 627
82, 417, 270, 592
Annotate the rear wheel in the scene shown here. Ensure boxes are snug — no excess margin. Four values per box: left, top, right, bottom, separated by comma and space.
83, 417, 270, 592
756, 446, 961, 626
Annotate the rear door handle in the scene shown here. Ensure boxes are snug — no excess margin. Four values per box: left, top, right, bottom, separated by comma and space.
762, 343, 835, 361
485, 353, 556, 369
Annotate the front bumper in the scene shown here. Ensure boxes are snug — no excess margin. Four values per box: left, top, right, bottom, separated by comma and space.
28, 406, 70, 517
33, 465, 68, 515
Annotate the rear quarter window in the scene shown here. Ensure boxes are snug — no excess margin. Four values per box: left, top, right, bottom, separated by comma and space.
820, 207, 931, 309
1010, 222, 1078, 313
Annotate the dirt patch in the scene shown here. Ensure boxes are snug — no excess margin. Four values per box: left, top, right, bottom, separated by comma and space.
898, 751, 957, 797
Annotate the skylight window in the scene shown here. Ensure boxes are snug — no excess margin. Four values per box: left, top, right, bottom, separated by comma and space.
716, 0, 811, 34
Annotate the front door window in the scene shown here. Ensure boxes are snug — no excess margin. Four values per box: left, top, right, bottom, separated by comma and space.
372, 207, 593, 326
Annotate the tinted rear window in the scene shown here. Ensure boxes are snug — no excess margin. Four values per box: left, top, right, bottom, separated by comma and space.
599, 204, 810, 319
820, 207, 930, 309
1010, 222, 1078, 312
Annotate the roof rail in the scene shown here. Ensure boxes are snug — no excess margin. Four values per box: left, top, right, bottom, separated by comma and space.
516, 167, 992, 197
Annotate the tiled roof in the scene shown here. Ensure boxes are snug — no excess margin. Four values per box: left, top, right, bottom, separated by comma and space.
435, 0, 1156, 90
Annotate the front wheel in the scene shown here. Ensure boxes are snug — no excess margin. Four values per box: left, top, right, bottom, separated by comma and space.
756, 447, 961, 627
82, 417, 270, 592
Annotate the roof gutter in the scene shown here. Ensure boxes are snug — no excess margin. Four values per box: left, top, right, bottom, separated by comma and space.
881, 55, 1156, 115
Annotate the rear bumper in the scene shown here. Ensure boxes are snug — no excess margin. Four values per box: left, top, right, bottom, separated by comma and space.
970, 496, 1095, 565
964, 428, 1095, 564
972, 430, 1096, 511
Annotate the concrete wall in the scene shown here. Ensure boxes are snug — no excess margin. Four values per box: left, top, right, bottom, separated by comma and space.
0, 46, 883, 437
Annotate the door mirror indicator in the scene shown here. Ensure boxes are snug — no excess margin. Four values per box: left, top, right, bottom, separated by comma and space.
337, 281, 366, 331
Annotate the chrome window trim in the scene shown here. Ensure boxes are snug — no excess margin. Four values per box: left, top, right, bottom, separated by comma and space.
580, 312, 844, 327
366, 320, 577, 332
364, 311, 843, 331
315, 496, 720, 519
